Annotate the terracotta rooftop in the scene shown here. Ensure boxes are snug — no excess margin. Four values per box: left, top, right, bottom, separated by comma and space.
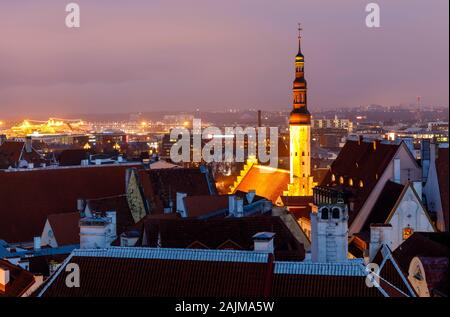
138, 167, 216, 214
320, 140, 401, 225
86, 195, 135, 236
0, 259, 36, 297
362, 180, 405, 231
140, 216, 305, 261
233, 165, 290, 203
0, 141, 44, 169
183, 195, 229, 218
392, 232, 449, 274
0, 164, 140, 243
47, 212, 80, 246
58, 149, 90, 166
37, 248, 386, 297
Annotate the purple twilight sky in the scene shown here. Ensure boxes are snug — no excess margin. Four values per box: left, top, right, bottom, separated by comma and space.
0, 0, 448, 117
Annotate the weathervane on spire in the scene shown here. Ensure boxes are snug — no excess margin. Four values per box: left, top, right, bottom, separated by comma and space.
298, 23, 302, 39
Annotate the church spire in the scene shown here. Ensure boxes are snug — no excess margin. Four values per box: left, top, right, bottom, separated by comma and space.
289, 23, 310, 125
297, 23, 303, 57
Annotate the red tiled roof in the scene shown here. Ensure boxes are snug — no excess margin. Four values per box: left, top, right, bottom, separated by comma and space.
372, 250, 412, 296
392, 232, 449, 274
58, 149, 90, 166
362, 181, 405, 231
280, 195, 313, 207
0, 164, 140, 243
436, 148, 449, 231
0, 259, 36, 297
41, 256, 273, 297
320, 140, 400, 225
183, 195, 229, 218
38, 249, 384, 297
272, 274, 382, 297
0, 141, 24, 168
138, 167, 216, 214
28, 254, 70, 277
47, 212, 80, 246
0, 141, 44, 168
140, 216, 305, 261
416, 256, 448, 295
233, 165, 290, 203
86, 195, 135, 236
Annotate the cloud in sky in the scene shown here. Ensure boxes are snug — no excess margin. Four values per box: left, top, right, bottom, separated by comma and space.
0, 0, 448, 116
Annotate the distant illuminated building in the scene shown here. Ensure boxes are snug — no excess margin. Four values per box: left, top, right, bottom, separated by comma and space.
7, 118, 89, 137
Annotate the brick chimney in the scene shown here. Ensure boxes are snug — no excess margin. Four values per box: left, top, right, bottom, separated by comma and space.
369, 224, 392, 262
25, 136, 32, 153
253, 232, 275, 253
0, 265, 10, 292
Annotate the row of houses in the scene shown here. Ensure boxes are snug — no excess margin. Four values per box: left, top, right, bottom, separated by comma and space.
0, 137, 448, 297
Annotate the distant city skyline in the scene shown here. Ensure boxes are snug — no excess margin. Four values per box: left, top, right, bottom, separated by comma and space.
0, 0, 448, 117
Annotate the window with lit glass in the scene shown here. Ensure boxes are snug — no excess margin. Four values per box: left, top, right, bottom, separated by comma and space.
403, 227, 414, 240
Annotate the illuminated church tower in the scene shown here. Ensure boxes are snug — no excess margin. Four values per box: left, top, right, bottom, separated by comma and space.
287, 24, 314, 196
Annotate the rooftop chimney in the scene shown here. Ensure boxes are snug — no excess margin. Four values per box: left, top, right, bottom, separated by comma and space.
253, 232, 275, 253
369, 224, 392, 262
246, 190, 256, 204
235, 197, 244, 217
33, 236, 41, 251
105, 211, 117, 240
25, 136, 32, 153
176, 192, 188, 217
228, 195, 236, 216
0, 266, 10, 291
77, 199, 86, 214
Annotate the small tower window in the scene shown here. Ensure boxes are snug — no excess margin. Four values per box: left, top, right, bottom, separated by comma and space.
359, 180, 364, 188
349, 178, 353, 186
321, 208, 329, 220
332, 208, 340, 219
339, 176, 344, 185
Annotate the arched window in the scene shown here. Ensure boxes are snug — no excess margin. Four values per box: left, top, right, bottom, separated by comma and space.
332, 208, 340, 219
339, 176, 344, 185
359, 180, 364, 188
349, 178, 354, 186
321, 207, 329, 220
331, 174, 336, 182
